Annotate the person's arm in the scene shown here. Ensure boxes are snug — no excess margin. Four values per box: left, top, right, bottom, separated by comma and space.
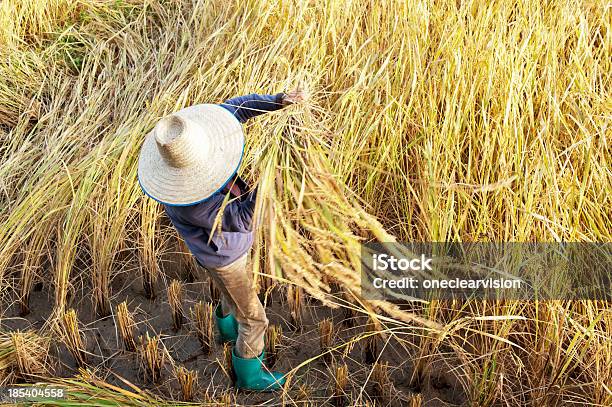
220, 93, 285, 123
220, 189, 257, 232
220, 88, 308, 123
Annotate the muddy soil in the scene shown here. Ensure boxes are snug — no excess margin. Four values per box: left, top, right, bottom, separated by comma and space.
1, 252, 466, 406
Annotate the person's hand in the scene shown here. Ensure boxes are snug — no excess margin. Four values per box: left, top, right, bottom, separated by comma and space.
282, 87, 308, 105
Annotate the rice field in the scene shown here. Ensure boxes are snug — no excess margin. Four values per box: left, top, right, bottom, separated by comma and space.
0, 0, 610, 405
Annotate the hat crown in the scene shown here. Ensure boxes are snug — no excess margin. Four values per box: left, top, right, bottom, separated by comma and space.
154, 115, 207, 168
138, 104, 244, 206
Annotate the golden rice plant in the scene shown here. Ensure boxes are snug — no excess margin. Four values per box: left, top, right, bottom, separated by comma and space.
31, 367, 183, 406
319, 318, 334, 364
167, 280, 185, 331
138, 333, 165, 383
60, 309, 87, 368
116, 301, 137, 352
191, 301, 214, 354
88, 148, 140, 316
409, 304, 439, 391
174, 365, 198, 402
252, 246, 276, 300
260, 271, 277, 300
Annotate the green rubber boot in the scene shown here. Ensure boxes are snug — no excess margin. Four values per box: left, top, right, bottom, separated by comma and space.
214, 305, 238, 343
232, 350, 286, 391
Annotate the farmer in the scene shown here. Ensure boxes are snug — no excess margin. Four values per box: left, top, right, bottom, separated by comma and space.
137, 89, 306, 391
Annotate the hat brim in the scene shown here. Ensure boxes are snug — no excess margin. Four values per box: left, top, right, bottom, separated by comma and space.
137, 104, 244, 206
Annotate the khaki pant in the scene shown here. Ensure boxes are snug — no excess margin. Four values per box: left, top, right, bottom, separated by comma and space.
208, 253, 268, 359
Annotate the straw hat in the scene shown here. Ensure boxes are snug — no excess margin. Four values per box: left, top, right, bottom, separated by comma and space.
138, 104, 244, 206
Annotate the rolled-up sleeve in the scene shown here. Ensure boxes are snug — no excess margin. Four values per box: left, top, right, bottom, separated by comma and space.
220, 93, 285, 123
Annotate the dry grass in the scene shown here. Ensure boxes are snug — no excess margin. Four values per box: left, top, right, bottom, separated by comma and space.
0, 0, 610, 405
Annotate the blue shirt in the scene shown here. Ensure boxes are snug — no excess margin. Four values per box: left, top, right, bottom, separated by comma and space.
164, 93, 285, 268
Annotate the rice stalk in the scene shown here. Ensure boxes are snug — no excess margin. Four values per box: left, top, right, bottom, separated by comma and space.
177, 239, 197, 283
217, 391, 235, 406
138, 333, 165, 383
294, 384, 311, 406
88, 134, 141, 316
409, 393, 423, 407
341, 290, 358, 328
59, 309, 87, 368
265, 324, 282, 368
191, 301, 214, 354
116, 301, 137, 352
330, 363, 348, 407
286, 285, 303, 330
174, 365, 198, 402
168, 280, 185, 331
0, 331, 51, 385
208, 278, 220, 304
222, 342, 236, 386
18, 235, 46, 317
139, 198, 161, 300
